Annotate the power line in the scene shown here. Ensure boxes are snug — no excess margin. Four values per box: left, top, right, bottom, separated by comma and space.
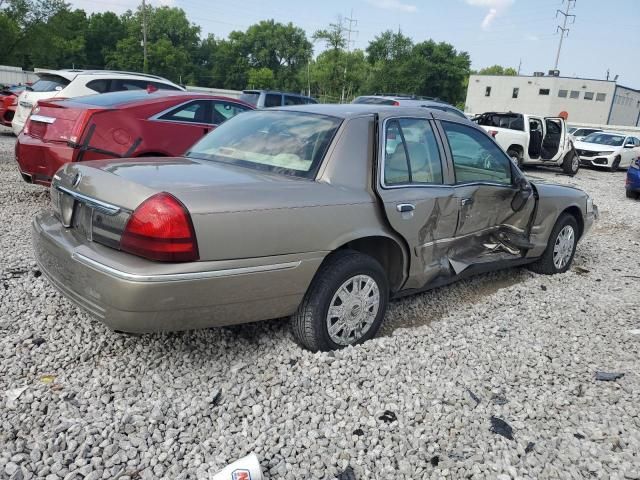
553, 0, 576, 70
341, 11, 357, 103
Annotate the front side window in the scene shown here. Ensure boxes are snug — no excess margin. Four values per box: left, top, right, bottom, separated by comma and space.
264, 93, 282, 107
159, 100, 211, 124
186, 110, 341, 178
212, 101, 250, 124
442, 121, 512, 185
284, 95, 305, 106
383, 118, 443, 186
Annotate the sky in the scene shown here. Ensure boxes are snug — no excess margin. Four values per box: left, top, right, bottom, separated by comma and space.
69, 0, 640, 87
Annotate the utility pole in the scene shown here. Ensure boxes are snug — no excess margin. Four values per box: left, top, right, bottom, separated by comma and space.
340, 11, 358, 103
142, 0, 148, 73
517, 58, 522, 75
554, 0, 576, 70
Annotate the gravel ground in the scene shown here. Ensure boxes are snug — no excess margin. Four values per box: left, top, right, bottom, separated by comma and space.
1, 124, 639, 480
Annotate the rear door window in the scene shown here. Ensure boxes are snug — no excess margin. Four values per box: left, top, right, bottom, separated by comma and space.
284, 95, 305, 105
384, 118, 444, 186
30, 75, 70, 92
264, 93, 282, 107
159, 100, 212, 124
111, 79, 147, 91
442, 121, 512, 185
212, 101, 251, 124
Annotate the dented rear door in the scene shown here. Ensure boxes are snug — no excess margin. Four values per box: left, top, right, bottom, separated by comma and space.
374, 114, 460, 289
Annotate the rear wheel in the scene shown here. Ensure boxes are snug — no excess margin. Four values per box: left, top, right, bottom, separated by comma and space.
562, 148, 579, 175
528, 213, 579, 275
507, 148, 523, 168
291, 250, 389, 352
610, 156, 621, 172
627, 190, 639, 199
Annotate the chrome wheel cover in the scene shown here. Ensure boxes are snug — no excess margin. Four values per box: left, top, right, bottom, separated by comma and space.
553, 225, 575, 269
326, 274, 380, 346
571, 152, 579, 172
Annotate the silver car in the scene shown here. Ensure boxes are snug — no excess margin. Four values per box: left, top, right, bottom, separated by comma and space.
33, 105, 598, 351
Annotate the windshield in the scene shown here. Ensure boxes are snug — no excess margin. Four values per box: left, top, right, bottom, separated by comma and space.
568, 127, 577, 134
29, 74, 70, 92
186, 110, 342, 178
239, 92, 260, 106
582, 133, 625, 147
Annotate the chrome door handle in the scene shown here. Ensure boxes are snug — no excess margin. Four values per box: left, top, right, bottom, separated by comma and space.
460, 197, 474, 206
396, 203, 415, 213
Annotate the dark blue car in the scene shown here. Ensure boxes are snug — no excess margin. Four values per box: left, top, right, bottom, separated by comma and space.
626, 157, 640, 199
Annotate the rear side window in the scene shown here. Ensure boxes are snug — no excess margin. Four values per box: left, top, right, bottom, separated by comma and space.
212, 101, 250, 124
264, 93, 282, 107
86, 79, 110, 93
110, 79, 180, 92
442, 121, 512, 185
384, 118, 443, 186
159, 100, 211, 124
30, 75, 70, 92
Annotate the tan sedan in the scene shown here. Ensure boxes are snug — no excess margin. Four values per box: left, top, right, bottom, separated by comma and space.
33, 105, 597, 351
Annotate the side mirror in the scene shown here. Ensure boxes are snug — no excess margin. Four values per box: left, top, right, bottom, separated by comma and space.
624, 143, 635, 149
511, 177, 532, 212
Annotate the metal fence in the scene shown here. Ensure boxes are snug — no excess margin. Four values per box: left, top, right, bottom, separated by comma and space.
0, 66, 38, 86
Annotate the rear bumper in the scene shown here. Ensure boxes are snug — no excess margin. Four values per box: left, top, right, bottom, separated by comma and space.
32, 211, 324, 333
15, 133, 76, 186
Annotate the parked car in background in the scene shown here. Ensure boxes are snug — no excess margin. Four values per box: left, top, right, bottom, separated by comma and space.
239, 90, 317, 108
352, 94, 467, 119
473, 111, 578, 174
626, 156, 640, 199
16, 90, 252, 185
568, 127, 603, 141
0, 85, 26, 127
11, 70, 183, 135
33, 104, 597, 351
575, 132, 640, 172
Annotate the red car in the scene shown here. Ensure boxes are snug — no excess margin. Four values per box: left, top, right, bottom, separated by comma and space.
0, 86, 26, 127
15, 90, 253, 185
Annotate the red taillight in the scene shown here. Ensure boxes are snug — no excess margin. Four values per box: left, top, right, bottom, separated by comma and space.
120, 193, 199, 262
69, 109, 98, 144
488, 130, 498, 138
10, 96, 17, 106
392, 101, 400, 106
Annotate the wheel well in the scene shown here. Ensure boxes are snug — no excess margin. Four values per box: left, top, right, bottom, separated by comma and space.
338, 236, 406, 292
562, 206, 584, 238
508, 144, 524, 155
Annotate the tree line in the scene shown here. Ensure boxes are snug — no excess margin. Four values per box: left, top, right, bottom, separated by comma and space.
0, 0, 516, 106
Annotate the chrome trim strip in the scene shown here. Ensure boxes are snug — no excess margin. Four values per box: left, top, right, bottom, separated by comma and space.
30, 114, 56, 124
417, 224, 526, 249
54, 185, 121, 215
72, 252, 301, 282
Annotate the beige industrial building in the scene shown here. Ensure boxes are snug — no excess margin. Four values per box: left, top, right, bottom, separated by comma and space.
465, 73, 640, 126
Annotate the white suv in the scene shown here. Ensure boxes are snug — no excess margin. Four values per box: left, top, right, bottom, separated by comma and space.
11, 70, 183, 135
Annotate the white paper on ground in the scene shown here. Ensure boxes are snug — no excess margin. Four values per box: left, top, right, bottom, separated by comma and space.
210, 453, 263, 480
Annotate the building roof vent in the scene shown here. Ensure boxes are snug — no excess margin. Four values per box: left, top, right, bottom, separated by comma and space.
533, 71, 545, 77
548, 69, 560, 77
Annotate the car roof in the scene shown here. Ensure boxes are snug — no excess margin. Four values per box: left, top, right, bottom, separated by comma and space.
35, 69, 179, 85
242, 89, 315, 98
270, 103, 470, 122
60, 90, 252, 109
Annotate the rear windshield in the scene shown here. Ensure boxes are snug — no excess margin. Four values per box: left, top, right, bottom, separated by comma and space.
29, 74, 70, 92
239, 92, 260, 106
474, 113, 524, 131
186, 110, 342, 179
70, 90, 158, 107
353, 96, 397, 105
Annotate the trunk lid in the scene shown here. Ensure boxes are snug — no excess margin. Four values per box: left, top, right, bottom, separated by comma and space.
26, 100, 106, 143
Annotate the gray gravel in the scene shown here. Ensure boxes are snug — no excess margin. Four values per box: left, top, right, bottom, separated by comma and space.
1, 124, 639, 479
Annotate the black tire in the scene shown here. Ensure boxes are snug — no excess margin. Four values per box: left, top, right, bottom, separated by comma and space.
627, 190, 639, 199
507, 148, 523, 168
562, 148, 579, 175
291, 250, 389, 352
528, 213, 579, 275
610, 156, 621, 172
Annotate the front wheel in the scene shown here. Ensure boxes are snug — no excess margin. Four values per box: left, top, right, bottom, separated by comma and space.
507, 148, 523, 168
528, 213, 579, 275
562, 148, 580, 175
627, 190, 639, 199
291, 250, 389, 351
610, 156, 621, 172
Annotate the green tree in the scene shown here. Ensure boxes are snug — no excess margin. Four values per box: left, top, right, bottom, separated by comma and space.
477, 65, 518, 76
85, 12, 125, 68
247, 67, 275, 89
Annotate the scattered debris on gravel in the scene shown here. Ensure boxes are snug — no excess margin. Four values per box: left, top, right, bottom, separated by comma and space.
1, 126, 639, 478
